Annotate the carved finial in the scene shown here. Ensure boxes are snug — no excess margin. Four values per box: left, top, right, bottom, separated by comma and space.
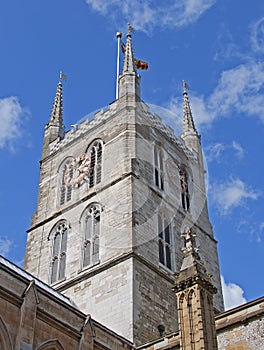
181, 227, 199, 256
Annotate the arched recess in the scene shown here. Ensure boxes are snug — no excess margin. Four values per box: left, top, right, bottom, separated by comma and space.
0, 315, 12, 350
178, 293, 186, 349
35, 338, 65, 350
187, 289, 196, 348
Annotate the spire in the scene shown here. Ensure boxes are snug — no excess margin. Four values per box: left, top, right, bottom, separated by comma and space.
49, 73, 64, 128
118, 25, 141, 102
182, 81, 198, 136
122, 31, 137, 74
42, 73, 65, 158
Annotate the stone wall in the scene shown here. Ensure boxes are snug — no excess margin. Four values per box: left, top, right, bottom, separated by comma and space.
216, 296, 264, 350
0, 256, 134, 350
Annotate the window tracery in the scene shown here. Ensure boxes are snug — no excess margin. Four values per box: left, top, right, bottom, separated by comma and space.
87, 140, 103, 188
59, 158, 74, 205
50, 221, 68, 284
81, 203, 101, 268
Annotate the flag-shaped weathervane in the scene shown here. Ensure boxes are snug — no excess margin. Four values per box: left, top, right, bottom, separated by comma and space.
183, 80, 190, 91
128, 23, 135, 33
60, 71, 67, 81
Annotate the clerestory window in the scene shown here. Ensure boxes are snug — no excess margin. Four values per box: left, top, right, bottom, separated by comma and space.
158, 215, 172, 270
81, 203, 101, 268
154, 145, 164, 190
50, 221, 68, 284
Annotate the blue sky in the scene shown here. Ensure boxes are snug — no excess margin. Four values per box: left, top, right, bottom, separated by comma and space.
0, 0, 263, 310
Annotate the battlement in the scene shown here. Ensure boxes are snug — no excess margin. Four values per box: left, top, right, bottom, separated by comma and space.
48, 100, 197, 162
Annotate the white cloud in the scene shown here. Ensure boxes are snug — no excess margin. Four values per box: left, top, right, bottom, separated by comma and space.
231, 141, 244, 159
212, 177, 259, 215
167, 61, 264, 131
85, 0, 216, 33
208, 62, 264, 122
205, 143, 226, 162
0, 237, 13, 256
221, 275, 246, 310
0, 96, 25, 150
205, 141, 244, 162
251, 17, 264, 53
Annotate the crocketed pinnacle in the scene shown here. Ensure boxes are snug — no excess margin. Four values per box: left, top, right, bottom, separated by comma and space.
49, 79, 63, 127
183, 88, 198, 136
122, 32, 137, 73
180, 227, 202, 271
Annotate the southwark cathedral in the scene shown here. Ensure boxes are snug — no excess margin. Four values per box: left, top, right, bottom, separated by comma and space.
0, 30, 263, 350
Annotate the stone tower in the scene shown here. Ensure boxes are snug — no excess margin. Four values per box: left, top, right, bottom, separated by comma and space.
173, 227, 218, 350
25, 31, 223, 346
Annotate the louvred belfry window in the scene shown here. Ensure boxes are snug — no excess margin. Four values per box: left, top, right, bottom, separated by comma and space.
87, 140, 103, 188
158, 215, 172, 270
50, 221, 68, 284
82, 203, 101, 268
154, 145, 164, 191
179, 167, 190, 211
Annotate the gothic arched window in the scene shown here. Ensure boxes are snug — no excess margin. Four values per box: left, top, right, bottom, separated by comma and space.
179, 166, 190, 211
87, 139, 103, 189
158, 214, 172, 270
58, 157, 74, 205
154, 145, 164, 190
50, 221, 68, 284
81, 203, 101, 268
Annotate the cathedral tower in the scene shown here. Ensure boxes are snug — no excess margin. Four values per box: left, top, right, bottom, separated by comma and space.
25, 31, 223, 346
